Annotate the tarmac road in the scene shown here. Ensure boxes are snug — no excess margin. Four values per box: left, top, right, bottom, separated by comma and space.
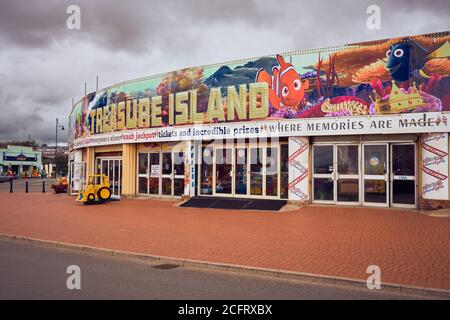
0, 238, 432, 300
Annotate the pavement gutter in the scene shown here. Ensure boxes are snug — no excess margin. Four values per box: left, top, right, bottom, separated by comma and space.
1, 233, 449, 299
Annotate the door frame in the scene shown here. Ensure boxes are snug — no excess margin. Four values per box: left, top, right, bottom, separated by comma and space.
197, 145, 214, 196
137, 150, 185, 198
234, 145, 249, 197
69, 161, 86, 195
263, 144, 281, 199
312, 140, 417, 208
248, 144, 266, 199
312, 143, 361, 205
389, 142, 417, 208
198, 141, 281, 199
335, 144, 361, 205
137, 151, 159, 196
160, 151, 173, 197
172, 150, 185, 197
96, 156, 122, 199
212, 145, 234, 197
311, 144, 335, 204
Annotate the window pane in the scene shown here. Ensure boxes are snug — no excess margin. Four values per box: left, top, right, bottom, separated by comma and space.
174, 178, 184, 196
108, 162, 114, 190
364, 145, 386, 175
313, 178, 333, 201
337, 145, 358, 175
200, 147, 213, 195
314, 146, 333, 174
162, 177, 172, 195
393, 180, 415, 204
364, 179, 386, 203
102, 160, 108, 176
149, 153, 159, 165
337, 179, 359, 202
113, 160, 120, 196
173, 152, 184, 176
266, 147, 278, 196
392, 145, 415, 176
250, 148, 263, 195
138, 153, 148, 175
149, 177, 159, 194
215, 148, 232, 194
162, 153, 172, 175
235, 148, 247, 195
138, 177, 148, 194
149, 153, 160, 177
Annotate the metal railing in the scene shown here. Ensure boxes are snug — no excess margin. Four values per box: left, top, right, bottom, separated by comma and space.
0, 178, 58, 193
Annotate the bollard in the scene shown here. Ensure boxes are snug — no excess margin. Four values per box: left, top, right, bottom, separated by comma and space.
42, 181, 46, 193
9, 178, 13, 193
25, 181, 29, 193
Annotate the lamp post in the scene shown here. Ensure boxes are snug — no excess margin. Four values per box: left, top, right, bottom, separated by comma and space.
55, 118, 65, 178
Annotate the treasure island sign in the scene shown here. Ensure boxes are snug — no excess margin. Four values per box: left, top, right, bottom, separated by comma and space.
88, 83, 268, 134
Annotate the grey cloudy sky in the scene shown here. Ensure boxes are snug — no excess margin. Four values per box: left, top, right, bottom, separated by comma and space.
0, 0, 449, 144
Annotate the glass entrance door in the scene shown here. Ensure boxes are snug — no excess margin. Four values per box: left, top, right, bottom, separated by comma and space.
69, 161, 86, 194
234, 147, 247, 195
173, 151, 185, 196
312, 142, 415, 207
313, 144, 360, 204
112, 159, 122, 197
249, 145, 279, 198
336, 145, 359, 204
138, 151, 185, 197
161, 152, 172, 196
312, 145, 334, 202
249, 147, 264, 196
148, 153, 160, 195
391, 143, 416, 207
205, 144, 281, 198
98, 158, 122, 199
199, 146, 213, 195
214, 148, 233, 195
363, 144, 388, 207
265, 146, 279, 197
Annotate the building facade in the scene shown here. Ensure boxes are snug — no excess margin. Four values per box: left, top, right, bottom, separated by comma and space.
0, 145, 43, 177
68, 31, 450, 209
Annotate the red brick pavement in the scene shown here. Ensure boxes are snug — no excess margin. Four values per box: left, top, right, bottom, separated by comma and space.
0, 193, 449, 290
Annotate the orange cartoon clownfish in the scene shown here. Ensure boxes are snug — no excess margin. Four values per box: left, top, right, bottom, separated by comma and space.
256, 54, 309, 110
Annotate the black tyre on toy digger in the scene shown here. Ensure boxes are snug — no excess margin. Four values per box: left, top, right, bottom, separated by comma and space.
97, 187, 111, 201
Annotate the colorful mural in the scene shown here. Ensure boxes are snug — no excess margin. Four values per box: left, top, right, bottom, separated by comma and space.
69, 32, 450, 143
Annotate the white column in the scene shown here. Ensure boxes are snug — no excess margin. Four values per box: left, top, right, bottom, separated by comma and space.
72, 150, 84, 191
184, 140, 196, 197
421, 132, 449, 200
288, 136, 310, 202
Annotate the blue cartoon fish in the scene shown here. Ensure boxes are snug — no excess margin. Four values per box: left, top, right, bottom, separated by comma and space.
386, 38, 450, 82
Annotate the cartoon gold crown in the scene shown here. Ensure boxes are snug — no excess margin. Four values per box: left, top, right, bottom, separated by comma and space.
370, 81, 425, 114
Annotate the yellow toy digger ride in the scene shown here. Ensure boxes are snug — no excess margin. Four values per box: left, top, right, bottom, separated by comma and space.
76, 174, 112, 204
